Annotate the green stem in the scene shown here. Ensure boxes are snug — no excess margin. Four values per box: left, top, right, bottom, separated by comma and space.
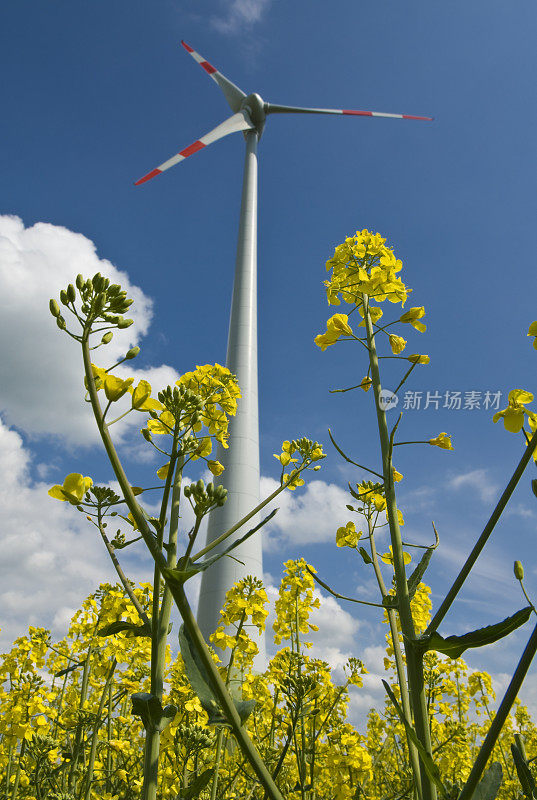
425, 425, 537, 637
83, 658, 117, 800
362, 295, 435, 800
68, 644, 93, 792
80, 336, 285, 800
368, 518, 423, 800
210, 728, 225, 800
143, 445, 183, 800
9, 740, 26, 800
97, 516, 150, 626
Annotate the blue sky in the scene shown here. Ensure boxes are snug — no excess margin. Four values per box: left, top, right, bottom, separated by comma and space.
1, 0, 536, 726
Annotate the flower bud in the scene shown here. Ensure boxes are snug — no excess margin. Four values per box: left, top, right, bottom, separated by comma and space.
184, 485, 191, 498
125, 346, 140, 360
56, 316, 66, 329
49, 299, 60, 317
514, 561, 525, 580
101, 331, 113, 344
141, 428, 152, 442
196, 479, 204, 493
67, 284, 76, 303
76, 274, 85, 290
94, 293, 106, 313
60, 289, 69, 305
118, 318, 134, 329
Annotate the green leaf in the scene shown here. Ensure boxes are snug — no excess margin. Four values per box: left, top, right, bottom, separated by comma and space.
381, 680, 446, 796
178, 625, 228, 727
54, 660, 86, 678
178, 625, 256, 727
472, 762, 503, 800
103, 620, 170, 636
358, 547, 372, 565
177, 768, 215, 799
111, 535, 143, 550
131, 692, 177, 732
422, 607, 532, 659
97, 620, 152, 638
164, 509, 278, 587
407, 546, 434, 600
511, 743, 536, 799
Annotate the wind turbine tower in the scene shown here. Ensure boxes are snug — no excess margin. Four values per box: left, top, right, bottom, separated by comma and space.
135, 41, 432, 667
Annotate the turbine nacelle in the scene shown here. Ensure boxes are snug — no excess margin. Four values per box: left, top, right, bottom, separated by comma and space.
241, 93, 266, 137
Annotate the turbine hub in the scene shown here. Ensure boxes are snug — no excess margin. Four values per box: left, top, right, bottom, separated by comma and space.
242, 93, 266, 136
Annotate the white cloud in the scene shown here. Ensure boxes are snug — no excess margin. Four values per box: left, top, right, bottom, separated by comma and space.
0, 411, 206, 653
447, 469, 499, 504
0, 215, 180, 452
259, 475, 351, 548
211, 0, 271, 33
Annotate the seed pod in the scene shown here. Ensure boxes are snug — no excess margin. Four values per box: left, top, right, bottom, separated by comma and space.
67, 284, 76, 303
514, 561, 525, 580
49, 299, 61, 317
76, 274, 85, 290
125, 346, 140, 360
101, 331, 113, 344
60, 289, 69, 305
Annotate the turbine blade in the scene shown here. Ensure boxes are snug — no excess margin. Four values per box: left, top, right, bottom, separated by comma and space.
181, 40, 247, 113
265, 103, 433, 121
134, 110, 254, 185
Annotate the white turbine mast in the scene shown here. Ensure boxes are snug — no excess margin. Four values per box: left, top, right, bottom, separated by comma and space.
135, 41, 432, 668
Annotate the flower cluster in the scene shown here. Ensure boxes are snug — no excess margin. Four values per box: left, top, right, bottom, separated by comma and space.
323, 229, 409, 308
273, 559, 320, 649
273, 437, 325, 490
210, 575, 269, 667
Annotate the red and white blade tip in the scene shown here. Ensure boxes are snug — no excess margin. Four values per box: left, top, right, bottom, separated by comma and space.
181, 40, 217, 76
342, 109, 433, 121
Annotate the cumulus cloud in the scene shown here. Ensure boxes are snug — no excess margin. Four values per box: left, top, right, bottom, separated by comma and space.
211, 0, 271, 33
259, 475, 351, 548
0, 215, 180, 452
0, 411, 206, 653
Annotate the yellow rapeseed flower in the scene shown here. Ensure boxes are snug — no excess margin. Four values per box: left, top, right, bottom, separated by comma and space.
407, 354, 430, 364
380, 546, 411, 566
388, 334, 407, 355
429, 432, 454, 450
48, 473, 93, 505
207, 460, 224, 476
315, 313, 354, 351
399, 306, 426, 332
528, 320, 537, 350
336, 521, 362, 548
493, 389, 534, 433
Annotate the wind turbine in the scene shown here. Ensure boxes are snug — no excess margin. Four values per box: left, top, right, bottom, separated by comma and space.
135, 41, 432, 667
